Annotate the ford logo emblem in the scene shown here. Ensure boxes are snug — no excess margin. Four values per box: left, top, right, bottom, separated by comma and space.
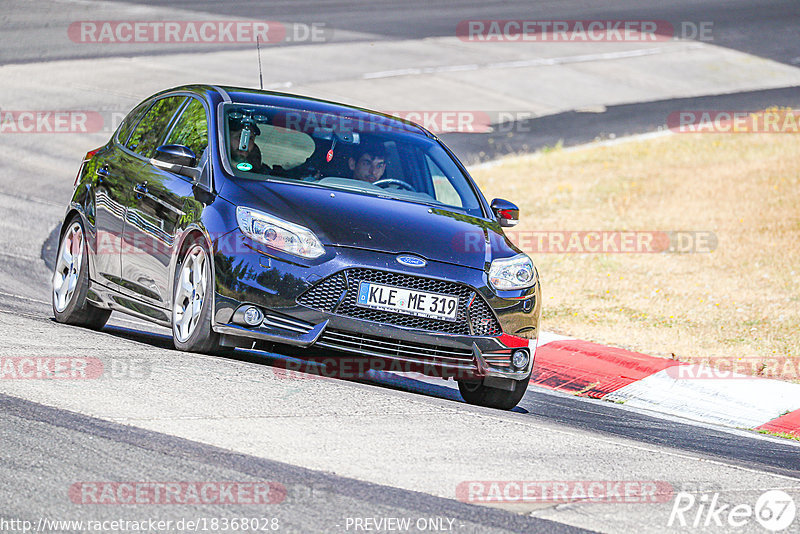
396, 255, 426, 268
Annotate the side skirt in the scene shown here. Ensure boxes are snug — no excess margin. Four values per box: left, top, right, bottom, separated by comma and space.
86, 279, 171, 327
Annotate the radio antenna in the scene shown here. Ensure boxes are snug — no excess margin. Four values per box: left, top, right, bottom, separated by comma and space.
256, 36, 264, 90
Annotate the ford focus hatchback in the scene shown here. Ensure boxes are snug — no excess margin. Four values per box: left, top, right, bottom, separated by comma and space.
53, 85, 541, 409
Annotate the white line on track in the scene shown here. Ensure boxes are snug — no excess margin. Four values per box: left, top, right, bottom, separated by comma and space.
464, 406, 800, 483
0, 190, 63, 208
363, 43, 705, 80
0, 251, 41, 263
0, 290, 48, 305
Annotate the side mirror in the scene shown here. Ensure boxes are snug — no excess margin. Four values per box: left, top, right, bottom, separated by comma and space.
151, 144, 200, 180
490, 198, 519, 227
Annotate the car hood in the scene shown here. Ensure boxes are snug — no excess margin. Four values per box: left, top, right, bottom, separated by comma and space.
220, 179, 520, 269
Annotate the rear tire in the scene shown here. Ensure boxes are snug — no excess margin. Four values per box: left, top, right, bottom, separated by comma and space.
52, 216, 111, 329
171, 239, 220, 353
458, 375, 530, 410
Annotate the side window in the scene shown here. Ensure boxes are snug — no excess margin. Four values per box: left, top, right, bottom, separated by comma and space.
126, 96, 185, 157
165, 98, 208, 158
116, 100, 151, 145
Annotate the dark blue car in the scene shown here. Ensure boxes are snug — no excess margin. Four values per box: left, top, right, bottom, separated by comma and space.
52, 85, 541, 409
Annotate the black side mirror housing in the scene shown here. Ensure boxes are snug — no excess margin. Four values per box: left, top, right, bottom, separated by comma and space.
151, 144, 200, 180
490, 198, 520, 227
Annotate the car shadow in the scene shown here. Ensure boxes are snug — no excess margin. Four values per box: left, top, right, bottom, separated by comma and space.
102, 324, 175, 350
97, 322, 495, 409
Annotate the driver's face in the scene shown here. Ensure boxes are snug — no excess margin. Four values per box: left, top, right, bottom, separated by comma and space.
230, 129, 256, 163
350, 153, 386, 183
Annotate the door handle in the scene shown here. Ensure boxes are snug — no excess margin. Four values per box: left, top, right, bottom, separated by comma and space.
134, 182, 148, 199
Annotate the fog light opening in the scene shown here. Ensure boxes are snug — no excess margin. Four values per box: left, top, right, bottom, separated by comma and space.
511, 349, 529, 370
243, 306, 264, 326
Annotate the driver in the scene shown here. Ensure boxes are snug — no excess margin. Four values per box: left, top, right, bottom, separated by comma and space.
348, 145, 386, 184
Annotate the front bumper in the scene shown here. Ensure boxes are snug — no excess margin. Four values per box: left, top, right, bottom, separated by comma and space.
214, 308, 535, 382
211, 240, 541, 382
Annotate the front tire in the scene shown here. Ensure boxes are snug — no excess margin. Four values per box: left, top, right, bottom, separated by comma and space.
171, 239, 220, 353
458, 375, 530, 410
52, 216, 111, 329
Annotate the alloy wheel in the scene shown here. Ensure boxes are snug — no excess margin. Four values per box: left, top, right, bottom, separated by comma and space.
53, 222, 84, 313
173, 245, 207, 342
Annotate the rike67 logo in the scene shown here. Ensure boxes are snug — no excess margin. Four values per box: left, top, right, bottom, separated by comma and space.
669, 490, 796, 531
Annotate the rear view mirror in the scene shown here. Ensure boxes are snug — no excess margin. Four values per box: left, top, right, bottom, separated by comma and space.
151, 144, 200, 180
490, 198, 519, 227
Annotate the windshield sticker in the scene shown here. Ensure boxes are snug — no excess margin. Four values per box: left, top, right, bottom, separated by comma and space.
236, 162, 253, 171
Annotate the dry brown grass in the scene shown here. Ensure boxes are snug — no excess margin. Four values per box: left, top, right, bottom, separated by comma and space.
470, 133, 800, 377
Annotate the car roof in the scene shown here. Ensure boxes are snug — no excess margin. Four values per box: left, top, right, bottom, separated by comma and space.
155, 84, 433, 138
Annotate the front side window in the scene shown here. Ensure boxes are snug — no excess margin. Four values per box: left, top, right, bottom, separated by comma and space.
165, 98, 208, 158
220, 104, 482, 215
126, 96, 185, 157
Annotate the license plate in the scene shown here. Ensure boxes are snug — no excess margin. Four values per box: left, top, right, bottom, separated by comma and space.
356, 281, 459, 322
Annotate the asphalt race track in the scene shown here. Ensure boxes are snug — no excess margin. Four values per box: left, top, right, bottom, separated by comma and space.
1, 1, 799, 533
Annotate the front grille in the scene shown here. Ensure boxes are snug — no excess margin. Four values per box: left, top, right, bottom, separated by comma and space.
316, 330, 474, 368
467, 294, 503, 336
297, 269, 502, 336
296, 272, 347, 312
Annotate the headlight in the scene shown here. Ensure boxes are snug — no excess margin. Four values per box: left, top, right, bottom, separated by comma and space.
488, 254, 537, 291
236, 206, 325, 259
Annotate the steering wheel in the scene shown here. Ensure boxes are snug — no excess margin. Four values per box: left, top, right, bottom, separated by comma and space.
373, 178, 415, 191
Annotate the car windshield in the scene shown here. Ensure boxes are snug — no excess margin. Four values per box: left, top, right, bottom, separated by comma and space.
221, 103, 483, 215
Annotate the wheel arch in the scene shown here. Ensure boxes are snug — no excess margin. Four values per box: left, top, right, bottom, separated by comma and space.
60, 208, 83, 235
59, 206, 97, 280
